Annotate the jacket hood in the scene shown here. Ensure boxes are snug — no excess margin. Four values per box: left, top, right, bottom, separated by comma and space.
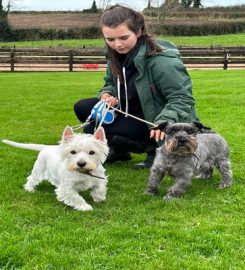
159, 47, 180, 58
156, 40, 180, 58
104, 40, 180, 59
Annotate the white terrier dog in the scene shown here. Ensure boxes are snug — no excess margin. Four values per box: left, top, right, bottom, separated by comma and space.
2, 127, 109, 211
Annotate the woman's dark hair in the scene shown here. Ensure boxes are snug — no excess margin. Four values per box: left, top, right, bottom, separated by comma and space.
100, 5, 162, 79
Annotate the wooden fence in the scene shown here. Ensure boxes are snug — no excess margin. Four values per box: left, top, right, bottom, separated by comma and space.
0, 46, 245, 72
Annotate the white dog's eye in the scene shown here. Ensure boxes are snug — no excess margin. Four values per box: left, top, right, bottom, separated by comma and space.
89, 151, 95, 155
70, 150, 76, 154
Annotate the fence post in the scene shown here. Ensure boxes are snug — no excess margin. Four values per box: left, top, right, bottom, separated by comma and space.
69, 50, 73, 72
10, 47, 15, 72
223, 51, 230, 70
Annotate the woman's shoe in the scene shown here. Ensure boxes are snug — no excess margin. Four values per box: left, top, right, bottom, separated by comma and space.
133, 152, 156, 169
106, 147, 132, 163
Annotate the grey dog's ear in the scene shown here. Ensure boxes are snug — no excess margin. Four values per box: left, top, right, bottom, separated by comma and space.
191, 121, 212, 132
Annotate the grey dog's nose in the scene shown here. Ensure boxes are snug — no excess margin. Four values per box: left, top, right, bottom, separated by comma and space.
177, 137, 187, 145
77, 161, 86, 168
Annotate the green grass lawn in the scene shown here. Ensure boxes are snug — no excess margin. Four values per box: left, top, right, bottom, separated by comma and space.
0, 33, 245, 48
0, 70, 245, 269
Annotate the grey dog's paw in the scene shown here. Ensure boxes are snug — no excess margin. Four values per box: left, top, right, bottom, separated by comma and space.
163, 193, 177, 200
219, 181, 232, 189
144, 188, 157, 196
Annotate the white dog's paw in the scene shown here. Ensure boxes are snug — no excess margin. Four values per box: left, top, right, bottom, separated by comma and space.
76, 203, 93, 211
90, 189, 106, 203
92, 196, 106, 203
24, 183, 35, 192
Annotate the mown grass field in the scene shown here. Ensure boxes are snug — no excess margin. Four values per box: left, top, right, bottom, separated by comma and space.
0, 33, 245, 48
0, 70, 244, 269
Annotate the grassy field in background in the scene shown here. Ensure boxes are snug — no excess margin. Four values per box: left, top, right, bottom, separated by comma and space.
0, 33, 245, 48
0, 70, 245, 269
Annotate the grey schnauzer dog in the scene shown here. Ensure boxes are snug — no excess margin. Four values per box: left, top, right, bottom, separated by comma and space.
145, 122, 233, 200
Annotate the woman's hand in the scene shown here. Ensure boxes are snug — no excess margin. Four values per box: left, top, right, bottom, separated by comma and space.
150, 129, 165, 142
101, 93, 119, 107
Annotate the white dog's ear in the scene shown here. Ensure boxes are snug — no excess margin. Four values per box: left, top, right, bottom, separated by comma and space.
62, 126, 74, 142
94, 127, 107, 143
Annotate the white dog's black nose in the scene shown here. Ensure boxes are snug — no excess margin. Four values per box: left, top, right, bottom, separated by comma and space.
77, 161, 86, 168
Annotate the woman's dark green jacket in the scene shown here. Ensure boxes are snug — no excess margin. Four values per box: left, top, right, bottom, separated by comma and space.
98, 41, 198, 127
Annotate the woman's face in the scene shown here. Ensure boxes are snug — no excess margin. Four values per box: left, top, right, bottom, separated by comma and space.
102, 23, 140, 54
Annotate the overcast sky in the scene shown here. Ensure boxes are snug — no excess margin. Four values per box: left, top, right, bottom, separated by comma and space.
3, 0, 245, 11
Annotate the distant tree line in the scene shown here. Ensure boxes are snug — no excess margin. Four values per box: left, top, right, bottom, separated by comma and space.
145, 0, 203, 21
1, 0, 245, 41
181, 0, 202, 8
147, 0, 202, 9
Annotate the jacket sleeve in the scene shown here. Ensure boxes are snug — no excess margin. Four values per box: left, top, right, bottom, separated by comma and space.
97, 63, 118, 99
150, 55, 197, 124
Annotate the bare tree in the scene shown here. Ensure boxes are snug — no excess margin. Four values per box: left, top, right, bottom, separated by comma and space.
98, 0, 112, 11
149, 0, 179, 22
1, 0, 22, 13
0, 0, 11, 39
144, 0, 158, 18
181, 0, 193, 8
1, 0, 22, 40
160, 0, 180, 18
149, 0, 164, 21
0, 0, 6, 15
146, 0, 154, 8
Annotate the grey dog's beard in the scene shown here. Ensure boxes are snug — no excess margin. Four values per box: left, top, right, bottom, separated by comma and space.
165, 138, 197, 153
165, 139, 177, 153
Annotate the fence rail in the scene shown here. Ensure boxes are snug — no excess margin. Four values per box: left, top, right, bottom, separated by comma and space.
0, 46, 245, 72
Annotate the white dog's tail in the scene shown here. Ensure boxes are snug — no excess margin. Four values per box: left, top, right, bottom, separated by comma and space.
2, 139, 48, 151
